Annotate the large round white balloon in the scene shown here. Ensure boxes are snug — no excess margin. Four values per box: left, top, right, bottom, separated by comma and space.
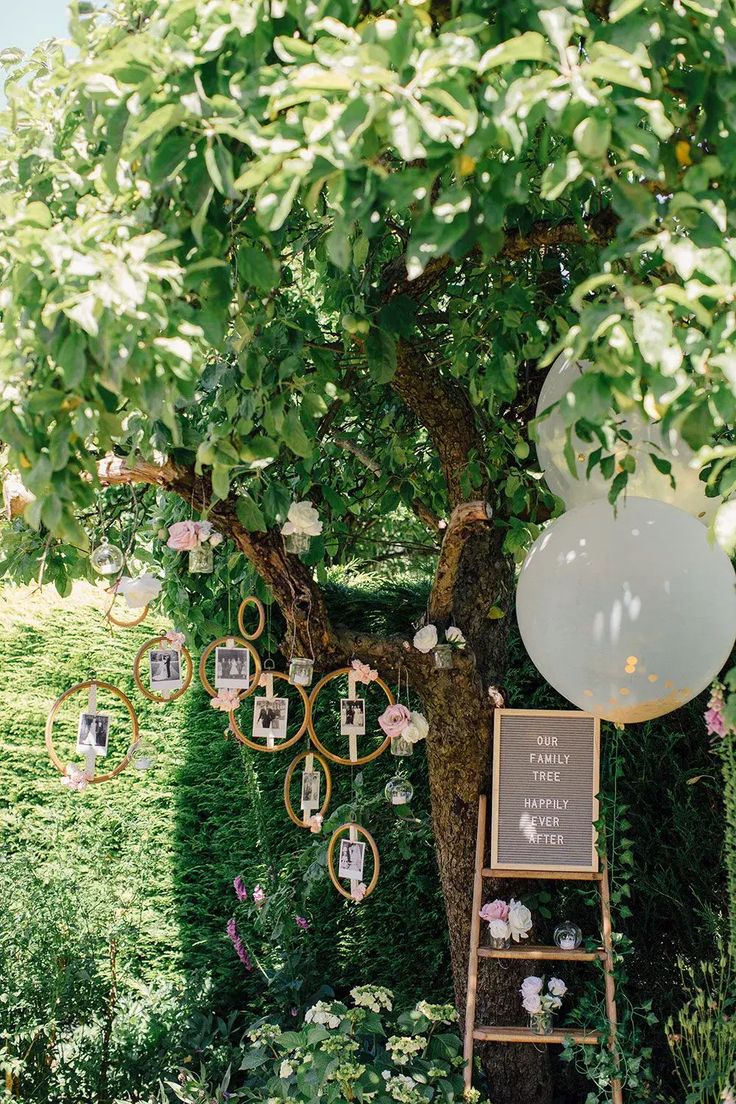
516, 498, 736, 723
535, 355, 720, 522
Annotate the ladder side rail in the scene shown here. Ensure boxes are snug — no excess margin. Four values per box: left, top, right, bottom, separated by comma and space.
599, 851, 624, 1104
463, 794, 488, 1090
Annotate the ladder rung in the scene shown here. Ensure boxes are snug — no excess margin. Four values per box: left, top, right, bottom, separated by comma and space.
478, 944, 605, 963
473, 1025, 601, 1045
482, 867, 603, 882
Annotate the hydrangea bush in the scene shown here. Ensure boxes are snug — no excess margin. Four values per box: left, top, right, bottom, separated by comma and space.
167, 988, 469, 1104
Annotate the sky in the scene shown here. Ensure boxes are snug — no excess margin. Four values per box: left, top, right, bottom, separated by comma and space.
2, 1, 70, 53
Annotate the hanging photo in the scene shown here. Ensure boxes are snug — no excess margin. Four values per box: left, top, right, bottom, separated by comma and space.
149, 649, 183, 695
252, 697, 289, 739
340, 697, 365, 736
338, 838, 365, 881
300, 770, 321, 809
215, 646, 251, 690
76, 713, 110, 757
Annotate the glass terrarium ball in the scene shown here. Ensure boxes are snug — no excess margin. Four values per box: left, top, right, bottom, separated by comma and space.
90, 540, 125, 576
554, 921, 583, 951
385, 777, 414, 805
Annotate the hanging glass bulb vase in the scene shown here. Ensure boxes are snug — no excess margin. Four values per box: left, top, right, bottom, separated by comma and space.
554, 921, 583, 951
189, 545, 214, 574
385, 777, 414, 805
90, 540, 125, 577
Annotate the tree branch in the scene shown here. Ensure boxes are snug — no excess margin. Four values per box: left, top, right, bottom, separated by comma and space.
392, 341, 487, 507
429, 500, 494, 622
331, 434, 442, 533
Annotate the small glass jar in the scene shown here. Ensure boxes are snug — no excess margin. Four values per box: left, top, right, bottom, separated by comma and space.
289, 657, 314, 687
90, 540, 125, 576
385, 777, 414, 805
433, 644, 454, 669
554, 921, 583, 951
284, 531, 312, 555
488, 932, 511, 950
189, 545, 214, 574
529, 1011, 554, 1035
391, 735, 413, 757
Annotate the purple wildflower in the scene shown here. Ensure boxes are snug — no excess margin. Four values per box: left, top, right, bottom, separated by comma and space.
295, 915, 310, 931
226, 917, 253, 971
233, 875, 248, 901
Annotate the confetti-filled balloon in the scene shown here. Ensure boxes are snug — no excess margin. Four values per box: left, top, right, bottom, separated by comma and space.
516, 498, 736, 723
535, 355, 720, 522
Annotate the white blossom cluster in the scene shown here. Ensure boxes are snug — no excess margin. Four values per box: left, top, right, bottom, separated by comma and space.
414, 1000, 458, 1023
304, 1000, 342, 1029
381, 1072, 424, 1104
386, 1035, 426, 1064
350, 984, 394, 1012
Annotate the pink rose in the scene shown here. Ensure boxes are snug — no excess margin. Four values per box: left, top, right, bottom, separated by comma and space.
167, 520, 201, 551
211, 688, 239, 713
480, 899, 509, 922
351, 659, 378, 684
378, 703, 412, 739
165, 630, 186, 651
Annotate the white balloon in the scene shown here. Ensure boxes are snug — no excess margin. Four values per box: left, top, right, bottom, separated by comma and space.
535, 354, 720, 522
516, 498, 736, 723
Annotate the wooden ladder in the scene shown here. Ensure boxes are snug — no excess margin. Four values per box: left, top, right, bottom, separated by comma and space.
463, 795, 623, 1103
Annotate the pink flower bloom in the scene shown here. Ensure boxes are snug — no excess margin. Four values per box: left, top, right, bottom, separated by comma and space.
253, 885, 266, 907
295, 915, 310, 931
705, 707, 727, 738
378, 703, 412, 739
351, 659, 378, 684
165, 630, 186, 651
211, 688, 240, 713
480, 899, 509, 922
226, 917, 253, 970
167, 520, 202, 551
233, 876, 248, 902
309, 814, 323, 834
351, 882, 367, 902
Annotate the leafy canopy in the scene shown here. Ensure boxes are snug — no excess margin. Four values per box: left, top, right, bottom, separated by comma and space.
0, 0, 735, 581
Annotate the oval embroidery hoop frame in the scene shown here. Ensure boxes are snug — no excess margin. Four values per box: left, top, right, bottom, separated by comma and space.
229, 670, 308, 751
307, 667, 394, 766
105, 595, 149, 628
327, 822, 380, 902
283, 748, 332, 827
237, 595, 266, 641
45, 679, 139, 785
134, 636, 194, 703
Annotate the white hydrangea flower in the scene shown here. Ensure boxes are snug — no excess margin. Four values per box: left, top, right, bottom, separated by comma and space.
279, 1061, 294, 1079
386, 1036, 426, 1065
304, 1000, 341, 1029
412, 624, 438, 652
281, 500, 323, 537
414, 1000, 458, 1023
350, 984, 393, 1012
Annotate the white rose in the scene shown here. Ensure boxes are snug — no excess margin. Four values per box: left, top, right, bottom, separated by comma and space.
548, 977, 567, 998
547, 995, 562, 1011
116, 573, 162, 608
403, 711, 429, 744
209, 532, 224, 547
522, 993, 542, 1014
508, 899, 533, 942
445, 625, 466, 647
714, 500, 736, 556
520, 976, 544, 997
282, 500, 322, 537
489, 919, 510, 940
413, 624, 438, 653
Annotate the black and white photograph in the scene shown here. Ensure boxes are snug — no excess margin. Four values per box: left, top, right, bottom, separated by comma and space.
252, 696, 289, 740
340, 697, 366, 736
215, 646, 251, 690
338, 838, 365, 881
76, 712, 110, 757
149, 649, 183, 695
300, 769, 321, 808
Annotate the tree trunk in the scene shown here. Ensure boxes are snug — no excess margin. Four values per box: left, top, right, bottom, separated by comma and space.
420, 529, 552, 1104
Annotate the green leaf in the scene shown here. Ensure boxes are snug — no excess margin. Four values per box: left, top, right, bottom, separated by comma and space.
282, 410, 312, 458
573, 116, 611, 160
479, 32, 551, 70
205, 140, 236, 197
540, 154, 584, 201
365, 329, 397, 384
236, 494, 267, 532
237, 244, 279, 292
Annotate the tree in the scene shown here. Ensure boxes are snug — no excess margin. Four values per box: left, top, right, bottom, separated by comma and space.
1, 1, 735, 1100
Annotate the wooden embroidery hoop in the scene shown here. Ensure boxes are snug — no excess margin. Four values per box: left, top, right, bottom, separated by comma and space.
105, 594, 149, 628
327, 822, 380, 901
198, 636, 263, 702
308, 667, 394, 766
229, 669, 308, 751
283, 748, 332, 827
134, 636, 194, 703
237, 595, 266, 641
45, 679, 139, 785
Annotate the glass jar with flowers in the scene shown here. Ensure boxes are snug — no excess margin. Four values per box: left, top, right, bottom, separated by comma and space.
520, 976, 568, 1034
